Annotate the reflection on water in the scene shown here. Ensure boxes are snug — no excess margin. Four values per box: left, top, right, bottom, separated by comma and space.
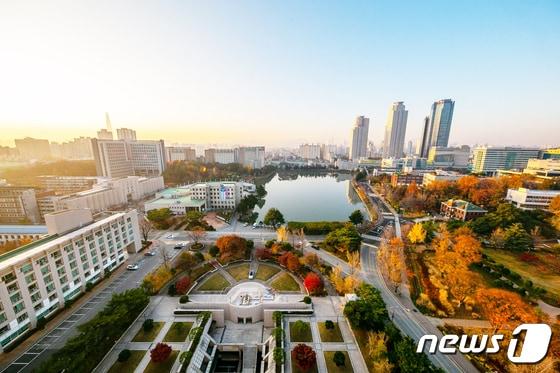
254, 173, 366, 222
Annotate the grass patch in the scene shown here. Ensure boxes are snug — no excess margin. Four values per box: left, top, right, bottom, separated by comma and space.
190, 263, 214, 281
107, 350, 145, 373
484, 248, 560, 299
226, 263, 250, 281
352, 326, 375, 372
163, 322, 193, 342
270, 272, 300, 292
318, 322, 344, 342
144, 350, 179, 373
197, 272, 231, 291
291, 358, 319, 373
324, 351, 353, 373
256, 263, 280, 281
289, 321, 313, 342
132, 322, 164, 342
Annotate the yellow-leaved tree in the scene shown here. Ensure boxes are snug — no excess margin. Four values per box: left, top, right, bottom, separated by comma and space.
407, 223, 426, 244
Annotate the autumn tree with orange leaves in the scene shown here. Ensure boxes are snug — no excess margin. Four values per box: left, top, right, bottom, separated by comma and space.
377, 237, 404, 293
475, 288, 538, 332
216, 235, 247, 263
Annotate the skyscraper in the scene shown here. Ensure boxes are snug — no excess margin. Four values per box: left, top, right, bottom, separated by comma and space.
116, 128, 137, 141
419, 99, 455, 158
383, 102, 408, 158
349, 116, 370, 160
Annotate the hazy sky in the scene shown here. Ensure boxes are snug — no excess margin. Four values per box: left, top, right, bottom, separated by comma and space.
0, 0, 559, 148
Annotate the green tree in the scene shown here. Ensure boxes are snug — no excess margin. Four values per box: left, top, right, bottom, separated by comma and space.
333, 351, 346, 367
256, 184, 267, 198
324, 225, 362, 253
146, 208, 172, 228
349, 210, 364, 225
264, 208, 285, 227
343, 284, 388, 331
504, 223, 532, 251
395, 336, 441, 372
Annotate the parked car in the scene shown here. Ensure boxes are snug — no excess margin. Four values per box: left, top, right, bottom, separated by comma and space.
144, 251, 156, 256
166, 234, 174, 239
127, 264, 139, 270
311, 244, 319, 250
174, 245, 183, 250
248, 270, 255, 280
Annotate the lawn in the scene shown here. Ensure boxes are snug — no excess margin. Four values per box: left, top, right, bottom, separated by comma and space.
163, 322, 193, 342
483, 248, 560, 299
197, 272, 231, 291
190, 263, 214, 281
318, 322, 344, 342
289, 321, 313, 342
255, 263, 280, 281
144, 350, 179, 373
226, 263, 250, 281
291, 359, 319, 373
132, 322, 164, 342
270, 272, 300, 292
324, 351, 353, 373
107, 350, 145, 373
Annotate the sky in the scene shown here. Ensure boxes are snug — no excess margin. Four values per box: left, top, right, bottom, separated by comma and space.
0, 0, 559, 148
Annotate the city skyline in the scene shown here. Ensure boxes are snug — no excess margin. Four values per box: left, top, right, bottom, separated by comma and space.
1, 1, 559, 147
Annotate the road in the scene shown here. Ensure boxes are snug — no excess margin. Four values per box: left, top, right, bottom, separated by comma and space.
0, 234, 181, 373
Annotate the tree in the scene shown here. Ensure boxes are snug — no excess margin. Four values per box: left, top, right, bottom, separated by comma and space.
407, 223, 426, 244
303, 253, 319, 267
175, 251, 197, 272
143, 318, 154, 332
139, 218, 154, 242
187, 227, 207, 248
325, 320, 334, 330
216, 235, 247, 263
489, 227, 506, 248
549, 194, 560, 213
445, 269, 480, 309
324, 225, 362, 253
118, 349, 131, 362
349, 209, 364, 225
279, 252, 301, 272
367, 331, 388, 360
264, 208, 285, 227
504, 223, 532, 251
256, 184, 267, 198
150, 342, 172, 363
377, 238, 404, 293
343, 284, 388, 331
175, 276, 191, 295
347, 251, 361, 275
475, 288, 538, 332
158, 245, 172, 269
291, 344, 316, 372
329, 265, 361, 294
303, 273, 323, 295
276, 225, 289, 242
395, 336, 437, 373
146, 208, 172, 228
209, 245, 219, 257
333, 351, 346, 367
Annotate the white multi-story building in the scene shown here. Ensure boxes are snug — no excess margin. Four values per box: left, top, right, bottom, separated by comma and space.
427, 146, 470, 169
383, 102, 408, 158
422, 170, 463, 187
50, 137, 94, 160
145, 181, 256, 214
0, 209, 140, 351
472, 147, 540, 174
238, 146, 265, 169
0, 187, 41, 224
36, 176, 106, 195
349, 116, 370, 161
0, 225, 48, 245
298, 144, 322, 160
40, 176, 164, 215
505, 188, 560, 210
166, 147, 197, 162
523, 159, 560, 178
91, 139, 166, 178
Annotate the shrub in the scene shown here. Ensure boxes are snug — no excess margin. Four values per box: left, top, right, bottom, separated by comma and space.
265, 239, 276, 248
291, 344, 316, 371
175, 276, 192, 295
273, 347, 284, 364
179, 295, 189, 304
85, 282, 94, 292
303, 273, 323, 295
194, 252, 204, 262
333, 351, 346, 367
150, 342, 172, 363
118, 349, 131, 362
168, 284, 177, 296
302, 296, 312, 304
143, 318, 154, 332
292, 320, 310, 336
324, 320, 334, 330
209, 245, 219, 257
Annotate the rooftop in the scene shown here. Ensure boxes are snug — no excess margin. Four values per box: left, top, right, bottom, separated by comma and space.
443, 199, 487, 212
0, 225, 48, 235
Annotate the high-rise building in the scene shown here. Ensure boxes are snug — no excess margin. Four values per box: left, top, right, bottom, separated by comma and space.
166, 146, 197, 162
383, 102, 408, 158
298, 144, 322, 159
238, 146, 265, 169
50, 137, 93, 160
14, 138, 52, 161
91, 139, 166, 178
349, 116, 370, 160
419, 99, 455, 158
116, 128, 137, 141
472, 147, 540, 174
427, 146, 470, 169
204, 148, 236, 164
419, 116, 431, 158
96, 129, 114, 140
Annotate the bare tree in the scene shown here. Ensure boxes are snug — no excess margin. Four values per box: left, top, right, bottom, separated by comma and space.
159, 245, 172, 269
139, 218, 154, 243
186, 227, 207, 248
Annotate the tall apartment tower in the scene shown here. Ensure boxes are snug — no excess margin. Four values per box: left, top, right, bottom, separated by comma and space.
383, 102, 408, 158
349, 116, 370, 160
116, 128, 137, 141
419, 99, 455, 158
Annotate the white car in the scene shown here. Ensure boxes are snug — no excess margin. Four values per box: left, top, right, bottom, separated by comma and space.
166, 234, 174, 239
248, 270, 255, 280
127, 264, 139, 270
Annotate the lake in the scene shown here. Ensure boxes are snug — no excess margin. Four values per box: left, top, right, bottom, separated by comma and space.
254, 173, 366, 222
